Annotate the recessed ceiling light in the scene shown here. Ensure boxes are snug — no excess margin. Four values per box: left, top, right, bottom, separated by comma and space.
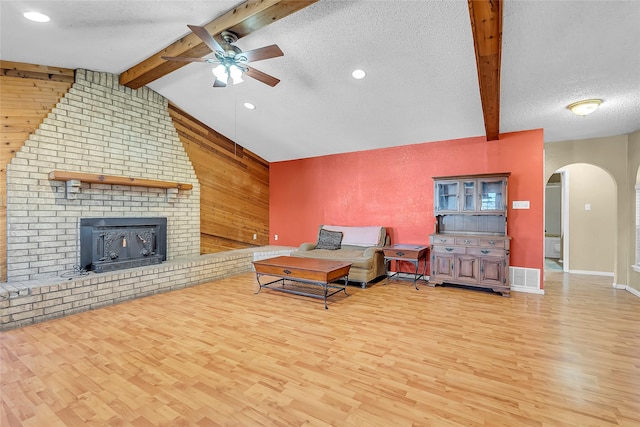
567, 99, 602, 116
352, 69, 366, 80
243, 102, 256, 110
24, 11, 50, 23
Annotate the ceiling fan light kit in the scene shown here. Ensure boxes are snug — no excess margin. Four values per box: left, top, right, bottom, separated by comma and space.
162, 25, 283, 88
212, 64, 244, 85
567, 99, 602, 116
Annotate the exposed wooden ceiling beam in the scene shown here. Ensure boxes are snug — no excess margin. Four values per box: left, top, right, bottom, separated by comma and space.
468, 0, 502, 141
119, 0, 319, 89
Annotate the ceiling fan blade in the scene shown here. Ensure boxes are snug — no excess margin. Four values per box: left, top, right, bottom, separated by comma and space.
245, 66, 280, 87
213, 79, 227, 88
240, 44, 284, 63
161, 56, 209, 63
187, 24, 224, 53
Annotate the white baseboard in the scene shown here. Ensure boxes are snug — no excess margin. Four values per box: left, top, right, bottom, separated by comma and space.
569, 269, 615, 277
510, 285, 545, 295
612, 283, 626, 289
625, 286, 640, 298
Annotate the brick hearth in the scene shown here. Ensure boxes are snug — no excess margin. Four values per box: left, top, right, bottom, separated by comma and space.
0, 246, 294, 331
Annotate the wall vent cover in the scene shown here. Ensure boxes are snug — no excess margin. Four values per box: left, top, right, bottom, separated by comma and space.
510, 267, 541, 290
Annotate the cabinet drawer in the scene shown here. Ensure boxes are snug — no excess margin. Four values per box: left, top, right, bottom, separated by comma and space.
480, 238, 506, 248
432, 245, 466, 255
455, 237, 478, 246
431, 236, 455, 245
467, 247, 506, 257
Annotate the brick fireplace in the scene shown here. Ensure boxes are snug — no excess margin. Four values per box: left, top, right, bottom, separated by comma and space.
6, 69, 200, 281
1, 69, 296, 331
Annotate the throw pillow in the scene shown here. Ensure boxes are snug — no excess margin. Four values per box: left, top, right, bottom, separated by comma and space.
316, 229, 343, 250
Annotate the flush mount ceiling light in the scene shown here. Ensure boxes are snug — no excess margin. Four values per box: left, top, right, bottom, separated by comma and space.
352, 69, 366, 80
567, 99, 602, 116
243, 102, 256, 110
23, 11, 50, 22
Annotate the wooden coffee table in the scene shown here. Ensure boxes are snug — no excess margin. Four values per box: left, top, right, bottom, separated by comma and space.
252, 256, 352, 309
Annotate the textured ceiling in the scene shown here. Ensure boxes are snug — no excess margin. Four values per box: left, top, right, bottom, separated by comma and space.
1, 0, 639, 162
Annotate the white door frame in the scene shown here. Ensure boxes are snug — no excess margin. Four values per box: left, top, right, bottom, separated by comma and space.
560, 169, 570, 272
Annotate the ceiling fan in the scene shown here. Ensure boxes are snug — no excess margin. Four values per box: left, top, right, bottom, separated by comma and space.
162, 25, 283, 87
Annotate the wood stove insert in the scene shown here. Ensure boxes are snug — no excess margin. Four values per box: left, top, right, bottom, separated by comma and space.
80, 217, 167, 273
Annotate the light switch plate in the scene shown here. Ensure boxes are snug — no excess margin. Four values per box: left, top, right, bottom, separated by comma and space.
512, 200, 530, 209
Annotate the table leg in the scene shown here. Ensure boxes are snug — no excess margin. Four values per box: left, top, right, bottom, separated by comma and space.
385, 258, 391, 285
254, 273, 262, 294
323, 283, 329, 310
254, 274, 285, 294
422, 255, 428, 284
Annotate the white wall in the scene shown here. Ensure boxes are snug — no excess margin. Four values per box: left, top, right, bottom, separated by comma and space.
565, 163, 616, 274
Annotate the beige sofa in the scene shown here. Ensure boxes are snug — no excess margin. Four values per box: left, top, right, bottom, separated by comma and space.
289, 225, 389, 287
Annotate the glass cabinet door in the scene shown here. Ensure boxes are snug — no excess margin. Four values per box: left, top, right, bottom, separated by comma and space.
435, 181, 459, 212
462, 181, 476, 211
479, 179, 506, 211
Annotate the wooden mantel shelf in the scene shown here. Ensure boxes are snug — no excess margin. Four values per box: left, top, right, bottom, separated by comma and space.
48, 170, 193, 190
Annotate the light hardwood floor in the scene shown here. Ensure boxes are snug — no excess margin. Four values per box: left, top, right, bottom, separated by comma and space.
1, 271, 639, 426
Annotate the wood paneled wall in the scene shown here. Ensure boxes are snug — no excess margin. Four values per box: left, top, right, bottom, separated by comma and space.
0, 61, 75, 281
168, 103, 269, 253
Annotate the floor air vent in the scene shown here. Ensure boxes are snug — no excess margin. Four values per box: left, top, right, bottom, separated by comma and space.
510, 267, 542, 294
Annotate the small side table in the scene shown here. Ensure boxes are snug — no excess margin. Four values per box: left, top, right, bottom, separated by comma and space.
383, 244, 430, 290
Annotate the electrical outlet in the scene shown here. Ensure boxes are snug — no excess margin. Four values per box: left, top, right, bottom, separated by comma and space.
253, 233, 257, 240
274, 234, 278, 241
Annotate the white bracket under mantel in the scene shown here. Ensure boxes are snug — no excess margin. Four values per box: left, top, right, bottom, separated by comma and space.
166, 187, 179, 203
65, 179, 82, 200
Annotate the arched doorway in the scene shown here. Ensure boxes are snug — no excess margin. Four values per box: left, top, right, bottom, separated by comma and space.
545, 163, 616, 276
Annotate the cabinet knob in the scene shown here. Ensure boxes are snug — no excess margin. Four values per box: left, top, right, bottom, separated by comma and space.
481, 250, 490, 254
464, 239, 471, 244
439, 239, 447, 243
396, 251, 405, 256
283, 269, 291, 275
445, 247, 454, 252
488, 241, 496, 246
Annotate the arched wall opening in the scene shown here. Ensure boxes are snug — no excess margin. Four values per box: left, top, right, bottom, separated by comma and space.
553, 164, 617, 276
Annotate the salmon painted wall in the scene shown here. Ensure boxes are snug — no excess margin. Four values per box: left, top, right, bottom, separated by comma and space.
270, 129, 544, 276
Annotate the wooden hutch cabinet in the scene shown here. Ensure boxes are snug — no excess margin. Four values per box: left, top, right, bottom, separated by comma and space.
430, 173, 511, 297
